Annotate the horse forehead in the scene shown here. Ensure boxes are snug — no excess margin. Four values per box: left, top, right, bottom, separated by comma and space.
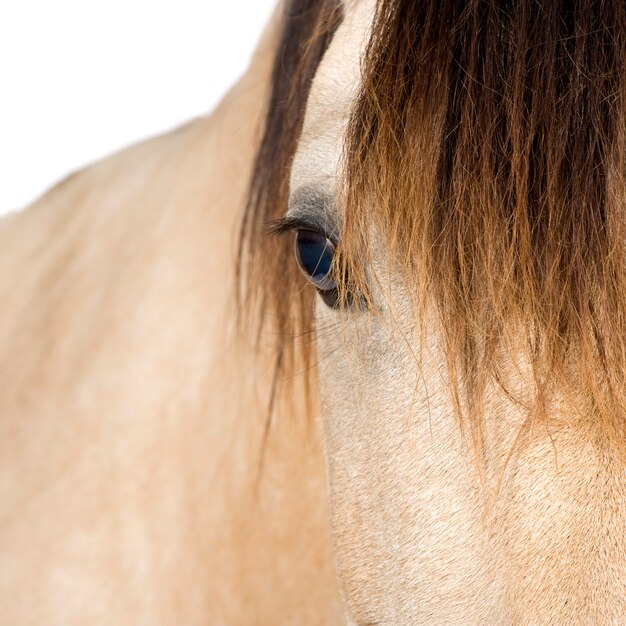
290, 0, 375, 194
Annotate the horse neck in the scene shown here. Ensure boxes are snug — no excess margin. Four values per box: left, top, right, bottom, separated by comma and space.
0, 11, 342, 623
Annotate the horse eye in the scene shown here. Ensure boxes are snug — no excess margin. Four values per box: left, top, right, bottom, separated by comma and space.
294, 229, 339, 302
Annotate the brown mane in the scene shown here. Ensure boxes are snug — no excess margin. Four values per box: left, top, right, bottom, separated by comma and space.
239, 0, 342, 415
242, 0, 626, 455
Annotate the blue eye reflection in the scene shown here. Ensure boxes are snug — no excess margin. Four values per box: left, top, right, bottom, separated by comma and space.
294, 229, 337, 292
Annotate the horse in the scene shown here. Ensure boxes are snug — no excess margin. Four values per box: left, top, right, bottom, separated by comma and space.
2, 0, 626, 624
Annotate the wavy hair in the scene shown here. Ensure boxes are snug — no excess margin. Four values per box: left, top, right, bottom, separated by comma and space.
242, 0, 626, 455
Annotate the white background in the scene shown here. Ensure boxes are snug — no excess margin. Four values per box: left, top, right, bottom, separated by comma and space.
0, 0, 277, 216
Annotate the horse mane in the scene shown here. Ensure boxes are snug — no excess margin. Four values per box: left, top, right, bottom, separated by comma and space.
242, 0, 626, 455
238, 0, 343, 416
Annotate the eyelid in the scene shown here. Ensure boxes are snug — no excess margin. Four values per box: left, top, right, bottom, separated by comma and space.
268, 216, 338, 244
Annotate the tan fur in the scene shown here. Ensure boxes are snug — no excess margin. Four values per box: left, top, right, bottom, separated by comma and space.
0, 8, 342, 625
3, 0, 626, 624
286, 1, 626, 623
